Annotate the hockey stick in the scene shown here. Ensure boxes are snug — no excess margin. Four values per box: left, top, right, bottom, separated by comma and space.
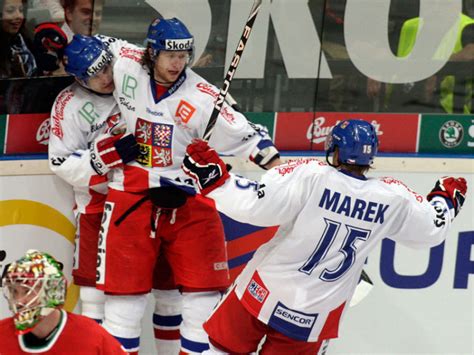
203, 0, 263, 141
349, 269, 374, 307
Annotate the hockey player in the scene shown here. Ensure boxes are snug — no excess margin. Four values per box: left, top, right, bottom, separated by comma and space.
182, 120, 467, 354
0, 250, 125, 354
97, 17, 282, 354
48, 34, 138, 324
60, 35, 190, 354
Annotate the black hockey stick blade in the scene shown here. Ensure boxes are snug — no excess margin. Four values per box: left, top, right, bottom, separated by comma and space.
203, 0, 263, 141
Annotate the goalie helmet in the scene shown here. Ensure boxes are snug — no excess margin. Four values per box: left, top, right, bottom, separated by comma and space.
145, 17, 194, 58
64, 34, 113, 81
325, 119, 378, 166
2, 250, 66, 334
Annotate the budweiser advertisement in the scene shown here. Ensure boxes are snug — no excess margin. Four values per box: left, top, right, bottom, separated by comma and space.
4, 113, 50, 154
274, 112, 420, 152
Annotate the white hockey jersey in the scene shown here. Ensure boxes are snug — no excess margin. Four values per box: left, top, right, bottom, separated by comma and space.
207, 159, 453, 342
48, 83, 122, 213
110, 45, 277, 192
48, 35, 130, 213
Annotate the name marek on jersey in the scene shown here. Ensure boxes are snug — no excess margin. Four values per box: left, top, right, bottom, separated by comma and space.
319, 188, 390, 224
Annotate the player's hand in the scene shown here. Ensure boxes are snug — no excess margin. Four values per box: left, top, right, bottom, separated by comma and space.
427, 177, 467, 217
182, 139, 230, 195
90, 133, 139, 175
33, 22, 68, 73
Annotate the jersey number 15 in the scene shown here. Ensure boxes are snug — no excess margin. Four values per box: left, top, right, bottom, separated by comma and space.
299, 218, 371, 281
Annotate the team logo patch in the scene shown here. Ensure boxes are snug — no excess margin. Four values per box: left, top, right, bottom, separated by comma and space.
220, 107, 235, 125
268, 302, 318, 341
137, 144, 152, 166
135, 118, 173, 167
247, 279, 268, 303
439, 120, 464, 148
196, 82, 218, 98
175, 100, 196, 124
213, 261, 228, 271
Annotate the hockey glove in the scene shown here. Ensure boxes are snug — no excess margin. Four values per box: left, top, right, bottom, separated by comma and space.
182, 140, 230, 195
33, 23, 68, 73
427, 176, 467, 217
90, 133, 139, 175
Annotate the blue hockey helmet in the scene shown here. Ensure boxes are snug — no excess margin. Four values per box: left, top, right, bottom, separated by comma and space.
64, 34, 113, 81
145, 17, 194, 57
325, 119, 378, 166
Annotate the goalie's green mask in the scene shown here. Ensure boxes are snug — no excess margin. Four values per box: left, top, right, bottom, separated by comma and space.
2, 250, 66, 334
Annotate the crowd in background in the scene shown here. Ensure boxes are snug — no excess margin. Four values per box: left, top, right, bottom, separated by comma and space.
0, 0, 473, 114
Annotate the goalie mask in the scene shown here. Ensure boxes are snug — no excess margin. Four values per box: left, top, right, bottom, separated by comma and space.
325, 119, 378, 166
64, 34, 113, 83
2, 250, 66, 334
145, 17, 194, 64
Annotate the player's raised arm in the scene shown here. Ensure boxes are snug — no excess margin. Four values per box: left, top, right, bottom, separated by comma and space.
182, 140, 314, 226
387, 175, 467, 248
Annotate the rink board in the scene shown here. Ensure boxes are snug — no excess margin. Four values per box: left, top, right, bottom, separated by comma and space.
0, 156, 473, 354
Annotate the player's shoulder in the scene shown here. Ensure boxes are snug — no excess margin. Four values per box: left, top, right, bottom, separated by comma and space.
66, 312, 105, 332
270, 158, 330, 179
113, 42, 145, 76
376, 176, 425, 203
52, 84, 80, 115
95, 34, 122, 46
115, 45, 145, 64
0, 316, 15, 332
65, 312, 124, 351
183, 69, 219, 103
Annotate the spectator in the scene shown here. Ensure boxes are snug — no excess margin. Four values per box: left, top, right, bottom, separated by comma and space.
0, 0, 37, 78
0, 250, 126, 354
30, 0, 106, 76
60, 0, 104, 41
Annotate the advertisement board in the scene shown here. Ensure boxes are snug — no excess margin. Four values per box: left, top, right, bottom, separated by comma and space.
419, 114, 474, 154
0, 158, 472, 354
275, 112, 420, 152
3, 113, 50, 154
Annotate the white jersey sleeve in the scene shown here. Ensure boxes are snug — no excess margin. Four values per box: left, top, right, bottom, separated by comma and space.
94, 34, 137, 58
48, 83, 122, 213
208, 159, 320, 227
380, 177, 453, 248
48, 86, 98, 187
187, 74, 279, 167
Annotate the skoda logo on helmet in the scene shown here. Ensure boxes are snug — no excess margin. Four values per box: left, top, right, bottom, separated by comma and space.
86, 50, 113, 77
165, 38, 193, 51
